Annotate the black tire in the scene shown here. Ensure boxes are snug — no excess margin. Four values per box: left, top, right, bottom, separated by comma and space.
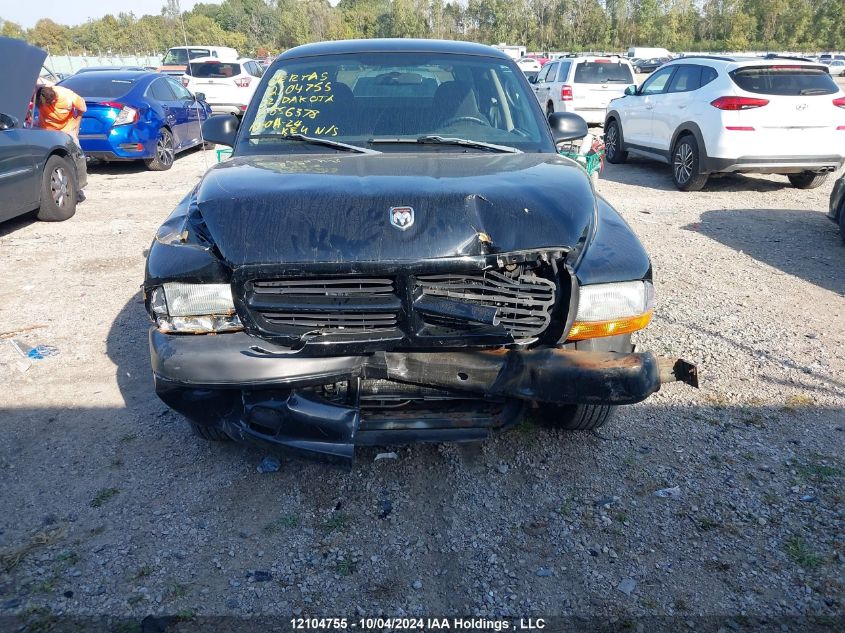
605, 119, 627, 164
36, 155, 77, 221
788, 171, 829, 190
838, 203, 845, 245
145, 128, 175, 171
671, 134, 709, 191
546, 102, 554, 116
188, 421, 231, 441
533, 404, 616, 430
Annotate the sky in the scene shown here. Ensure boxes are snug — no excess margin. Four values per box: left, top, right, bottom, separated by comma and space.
2, 0, 225, 29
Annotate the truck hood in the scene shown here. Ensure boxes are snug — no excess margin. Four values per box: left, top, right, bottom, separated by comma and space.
0, 37, 47, 122
194, 153, 597, 267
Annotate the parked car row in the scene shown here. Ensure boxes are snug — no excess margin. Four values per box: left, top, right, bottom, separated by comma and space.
604, 56, 845, 191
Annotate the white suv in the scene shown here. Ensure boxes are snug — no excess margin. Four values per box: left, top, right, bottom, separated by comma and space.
532, 55, 635, 124
182, 57, 264, 116
604, 56, 845, 190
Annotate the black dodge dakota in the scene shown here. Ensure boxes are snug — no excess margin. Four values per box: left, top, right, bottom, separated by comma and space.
144, 39, 697, 462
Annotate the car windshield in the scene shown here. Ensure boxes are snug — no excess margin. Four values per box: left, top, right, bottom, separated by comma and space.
188, 61, 242, 78
163, 48, 210, 66
574, 61, 634, 83
59, 74, 138, 98
238, 52, 553, 154
730, 66, 838, 96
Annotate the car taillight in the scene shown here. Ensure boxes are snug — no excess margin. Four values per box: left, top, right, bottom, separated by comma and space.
100, 102, 139, 126
235, 77, 251, 88
833, 96, 845, 108
710, 96, 769, 110
181, 77, 190, 87
561, 85, 573, 101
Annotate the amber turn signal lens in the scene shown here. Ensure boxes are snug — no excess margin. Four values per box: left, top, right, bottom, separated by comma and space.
566, 311, 653, 341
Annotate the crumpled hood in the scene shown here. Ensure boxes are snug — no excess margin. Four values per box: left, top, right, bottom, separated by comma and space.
0, 37, 47, 123
194, 152, 596, 267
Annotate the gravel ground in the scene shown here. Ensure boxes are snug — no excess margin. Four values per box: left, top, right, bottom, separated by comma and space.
0, 133, 843, 629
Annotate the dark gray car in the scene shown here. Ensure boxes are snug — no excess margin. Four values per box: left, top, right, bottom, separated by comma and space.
0, 37, 87, 224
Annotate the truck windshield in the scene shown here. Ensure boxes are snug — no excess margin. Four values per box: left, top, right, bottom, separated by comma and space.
163, 48, 211, 66
238, 52, 554, 154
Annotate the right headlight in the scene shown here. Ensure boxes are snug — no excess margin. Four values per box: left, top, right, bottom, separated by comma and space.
567, 280, 654, 341
148, 282, 243, 334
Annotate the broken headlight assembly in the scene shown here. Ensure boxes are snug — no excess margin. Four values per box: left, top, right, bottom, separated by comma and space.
567, 280, 654, 340
148, 283, 243, 334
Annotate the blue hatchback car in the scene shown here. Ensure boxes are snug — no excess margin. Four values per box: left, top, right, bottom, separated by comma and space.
58, 71, 211, 171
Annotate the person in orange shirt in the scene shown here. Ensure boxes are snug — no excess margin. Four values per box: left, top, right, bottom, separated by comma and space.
36, 86, 87, 140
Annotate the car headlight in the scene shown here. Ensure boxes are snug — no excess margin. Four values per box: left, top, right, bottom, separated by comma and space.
148, 283, 243, 333
567, 280, 654, 340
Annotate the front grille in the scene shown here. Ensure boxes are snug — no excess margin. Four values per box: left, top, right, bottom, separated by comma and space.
415, 271, 556, 342
248, 278, 400, 333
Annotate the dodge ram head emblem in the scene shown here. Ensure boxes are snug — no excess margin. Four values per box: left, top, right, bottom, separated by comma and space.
390, 206, 414, 231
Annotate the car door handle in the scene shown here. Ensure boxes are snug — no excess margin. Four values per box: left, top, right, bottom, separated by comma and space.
645, 104, 654, 110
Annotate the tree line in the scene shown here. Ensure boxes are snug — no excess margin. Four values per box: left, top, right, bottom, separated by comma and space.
2, 0, 843, 58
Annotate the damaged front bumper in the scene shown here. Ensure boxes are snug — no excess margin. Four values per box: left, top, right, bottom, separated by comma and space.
150, 329, 697, 461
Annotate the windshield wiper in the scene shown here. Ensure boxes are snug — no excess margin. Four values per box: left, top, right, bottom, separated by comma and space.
369, 135, 521, 154
799, 88, 829, 95
245, 133, 380, 154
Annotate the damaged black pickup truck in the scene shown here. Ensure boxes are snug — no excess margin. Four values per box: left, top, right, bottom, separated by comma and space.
144, 39, 698, 462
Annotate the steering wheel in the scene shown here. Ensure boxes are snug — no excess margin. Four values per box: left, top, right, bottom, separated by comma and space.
441, 115, 490, 127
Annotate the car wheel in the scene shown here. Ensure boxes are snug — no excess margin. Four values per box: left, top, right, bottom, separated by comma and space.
605, 119, 627, 164
188, 421, 231, 441
671, 134, 709, 191
788, 171, 829, 189
532, 403, 615, 430
36, 155, 77, 222
546, 102, 554, 116
145, 128, 175, 171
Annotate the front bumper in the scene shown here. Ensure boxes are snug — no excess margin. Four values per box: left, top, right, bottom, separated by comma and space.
150, 329, 697, 458
703, 155, 844, 175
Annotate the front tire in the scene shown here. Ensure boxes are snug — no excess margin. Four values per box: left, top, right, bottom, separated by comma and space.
145, 128, 175, 171
36, 155, 77, 222
533, 404, 615, 430
672, 134, 708, 191
788, 171, 829, 190
605, 119, 627, 164
546, 102, 554, 116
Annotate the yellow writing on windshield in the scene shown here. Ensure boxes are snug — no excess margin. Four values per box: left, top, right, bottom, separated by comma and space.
251, 70, 340, 137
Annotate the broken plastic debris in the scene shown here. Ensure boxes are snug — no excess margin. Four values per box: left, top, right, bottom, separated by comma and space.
27, 344, 59, 360
375, 452, 398, 461
617, 578, 637, 595
256, 456, 281, 473
653, 486, 681, 499
6, 339, 32, 373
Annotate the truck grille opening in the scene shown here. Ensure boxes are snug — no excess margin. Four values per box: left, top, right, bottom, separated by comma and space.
414, 270, 556, 343
248, 278, 400, 333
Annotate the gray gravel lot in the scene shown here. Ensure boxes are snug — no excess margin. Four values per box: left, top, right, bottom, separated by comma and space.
0, 137, 843, 627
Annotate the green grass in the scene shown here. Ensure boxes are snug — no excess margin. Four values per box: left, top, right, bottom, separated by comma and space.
166, 582, 188, 599
795, 461, 841, 481
697, 517, 720, 531
56, 550, 79, 568
90, 488, 120, 508
264, 514, 299, 532
335, 559, 357, 576
135, 564, 153, 578
784, 536, 823, 569
320, 513, 347, 534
